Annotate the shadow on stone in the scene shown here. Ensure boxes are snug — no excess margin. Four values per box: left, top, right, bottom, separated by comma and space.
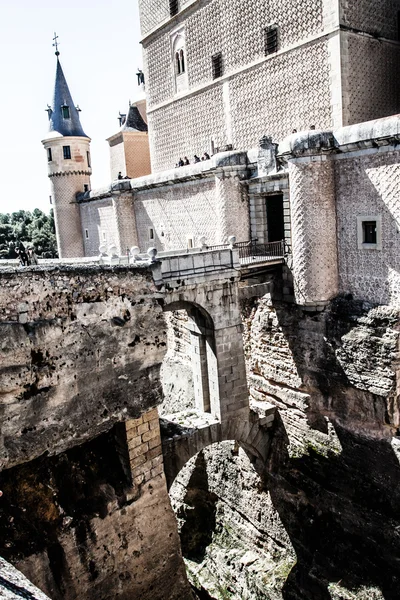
178, 451, 218, 562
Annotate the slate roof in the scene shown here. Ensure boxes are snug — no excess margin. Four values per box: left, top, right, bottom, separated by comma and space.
47, 58, 88, 138
122, 105, 148, 132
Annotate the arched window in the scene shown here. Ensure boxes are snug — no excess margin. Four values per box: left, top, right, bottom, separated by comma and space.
179, 49, 185, 74
171, 28, 188, 93
175, 51, 181, 75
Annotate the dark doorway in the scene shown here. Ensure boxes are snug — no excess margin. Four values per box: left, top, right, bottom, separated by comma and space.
266, 194, 284, 242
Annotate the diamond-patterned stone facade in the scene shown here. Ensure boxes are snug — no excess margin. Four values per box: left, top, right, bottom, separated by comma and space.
343, 33, 400, 126
340, 0, 400, 40
289, 158, 339, 305
147, 39, 331, 172
336, 149, 400, 305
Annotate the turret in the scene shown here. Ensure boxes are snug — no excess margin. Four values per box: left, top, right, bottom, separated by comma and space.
42, 44, 91, 258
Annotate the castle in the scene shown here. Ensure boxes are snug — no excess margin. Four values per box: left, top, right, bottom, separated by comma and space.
43, 0, 400, 309
2, 2, 400, 598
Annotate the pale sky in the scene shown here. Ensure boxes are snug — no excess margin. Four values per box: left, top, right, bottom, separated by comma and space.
0, 0, 143, 214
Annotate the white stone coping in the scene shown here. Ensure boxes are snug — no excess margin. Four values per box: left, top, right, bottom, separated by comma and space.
278, 114, 400, 158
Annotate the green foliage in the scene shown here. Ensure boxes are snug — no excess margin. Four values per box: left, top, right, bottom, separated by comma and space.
0, 209, 58, 259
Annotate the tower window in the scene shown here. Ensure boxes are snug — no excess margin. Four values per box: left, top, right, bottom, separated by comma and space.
85, 228, 89, 240
175, 48, 186, 75
212, 53, 223, 79
63, 146, 71, 160
169, 0, 178, 16
87, 151, 91, 168
264, 25, 279, 55
47, 148, 52, 162
61, 105, 70, 119
84, 184, 89, 192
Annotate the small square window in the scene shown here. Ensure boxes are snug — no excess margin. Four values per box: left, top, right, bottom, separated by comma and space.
362, 221, 377, 244
47, 148, 52, 162
63, 146, 71, 160
169, 0, 178, 16
212, 52, 223, 79
264, 25, 279, 55
357, 216, 382, 250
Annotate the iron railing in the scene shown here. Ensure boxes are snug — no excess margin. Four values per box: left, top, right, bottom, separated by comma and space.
236, 239, 285, 265
205, 239, 285, 266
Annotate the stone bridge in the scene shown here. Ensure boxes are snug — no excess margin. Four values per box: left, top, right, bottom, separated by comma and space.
0, 246, 279, 483
151, 247, 278, 486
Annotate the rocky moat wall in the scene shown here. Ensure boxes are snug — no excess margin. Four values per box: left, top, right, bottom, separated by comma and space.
0, 265, 194, 600
1, 265, 400, 600
171, 293, 400, 600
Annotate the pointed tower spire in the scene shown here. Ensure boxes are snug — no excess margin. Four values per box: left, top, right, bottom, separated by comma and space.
47, 39, 88, 138
42, 36, 92, 259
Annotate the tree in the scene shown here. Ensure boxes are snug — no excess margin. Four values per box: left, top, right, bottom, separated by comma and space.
0, 209, 58, 259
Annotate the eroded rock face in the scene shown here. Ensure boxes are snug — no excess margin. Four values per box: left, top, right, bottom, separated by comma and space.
171, 295, 400, 600
0, 265, 195, 600
0, 265, 167, 470
0, 427, 193, 600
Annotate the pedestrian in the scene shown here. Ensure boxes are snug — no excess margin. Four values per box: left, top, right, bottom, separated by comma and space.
17, 243, 29, 266
27, 246, 39, 265
183, 156, 190, 165
178, 158, 184, 167
194, 155, 201, 163
118, 171, 123, 180
203, 151, 210, 160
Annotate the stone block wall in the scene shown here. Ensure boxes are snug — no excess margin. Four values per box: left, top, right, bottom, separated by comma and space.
335, 147, 400, 304
134, 172, 249, 251
126, 408, 165, 488
80, 198, 120, 256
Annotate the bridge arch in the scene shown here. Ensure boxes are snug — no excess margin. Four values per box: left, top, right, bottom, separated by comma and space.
161, 413, 273, 490
162, 300, 218, 415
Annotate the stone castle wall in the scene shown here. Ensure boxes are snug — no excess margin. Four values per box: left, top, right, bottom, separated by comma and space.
339, 0, 400, 39
336, 147, 400, 305
342, 33, 400, 126
80, 198, 120, 256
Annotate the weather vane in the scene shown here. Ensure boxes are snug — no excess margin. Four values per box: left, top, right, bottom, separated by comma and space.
53, 32, 60, 56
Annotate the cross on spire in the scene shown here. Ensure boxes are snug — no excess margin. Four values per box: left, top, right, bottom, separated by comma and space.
53, 32, 60, 56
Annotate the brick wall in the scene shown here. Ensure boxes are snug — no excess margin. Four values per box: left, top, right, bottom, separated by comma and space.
123, 132, 152, 179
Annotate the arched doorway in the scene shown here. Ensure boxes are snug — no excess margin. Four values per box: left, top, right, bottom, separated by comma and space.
162, 301, 220, 418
